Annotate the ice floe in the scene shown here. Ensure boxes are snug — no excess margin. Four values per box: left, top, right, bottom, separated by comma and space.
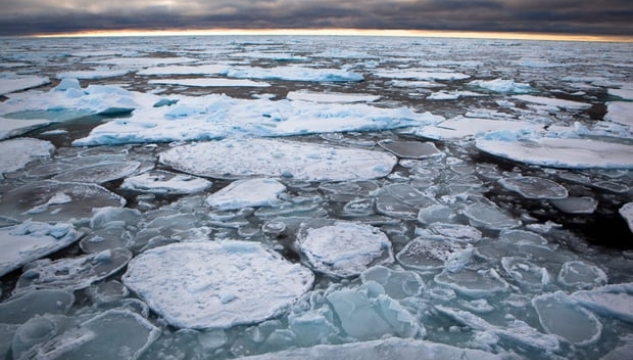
377, 139, 442, 159
551, 196, 598, 214
605, 102, 633, 127
225, 66, 363, 82
286, 91, 379, 103
120, 170, 212, 195
0, 138, 54, 174
360, 266, 425, 299
296, 220, 393, 278
408, 116, 543, 141
0, 75, 50, 95
137, 64, 228, 76
498, 176, 568, 199
396, 237, 472, 272
56, 68, 131, 80
159, 139, 397, 181
435, 269, 510, 297
572, 283, 633, 323
427, 90, 485, 100
0, 289, 74, 324
92, 56, 196, 67
468, 79, 533, 94
0, 222, 81, 277
123, 241, 314, 329
501, 257, 550, 289
148, 78, 271, 87
376, 70, 470, 81
620, 202, 633, 234
476, 136, 633, 169
461, 202, 521, 230
0, 117, 51, 140
206, 178, 285, 210
558, 261, 608, 289
512, 95, 592, 110
52, 160, 141, 184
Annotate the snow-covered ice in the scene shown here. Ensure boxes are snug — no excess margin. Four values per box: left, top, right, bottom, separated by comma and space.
123, 241, 314, 329
396, 237, 472, 272
120, 170, 212, 195
206, 178, 286, 210
296, 220, 393, 277
225, 65, 363, 82
572, 283, 633, 323
0, 118, 51, 140
512, 95, 592, 110
0, 138, 54, 174
468, 79, 533, 94
605, 102, 633, 128
286, 91, 379, 103
148, 78, 271, 87
159, 139, 397, 181
52, 161, 141, 184
409, 116, 544, 141
0, 75, 50, 95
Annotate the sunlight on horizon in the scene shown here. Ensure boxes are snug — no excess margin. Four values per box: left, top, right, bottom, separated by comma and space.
31, 28, 633, 43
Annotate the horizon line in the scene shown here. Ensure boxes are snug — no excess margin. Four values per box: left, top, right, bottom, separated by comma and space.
30, 28, 633, 43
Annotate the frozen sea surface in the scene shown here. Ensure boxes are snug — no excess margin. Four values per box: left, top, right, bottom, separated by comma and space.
1, 35, 633, 360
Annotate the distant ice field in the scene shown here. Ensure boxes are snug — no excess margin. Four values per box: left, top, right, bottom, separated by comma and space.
1, 35, 633, 360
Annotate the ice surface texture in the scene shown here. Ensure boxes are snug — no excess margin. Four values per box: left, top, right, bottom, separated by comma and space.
123, 241, 314, 329
159, 139, 397, 181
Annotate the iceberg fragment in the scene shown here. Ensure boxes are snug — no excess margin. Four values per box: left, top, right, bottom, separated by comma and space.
468, 79, 533, 94
123, 241, 314, 329
149, 78, 271, 87
605, 102, 633, 127
512, 95, 591, 110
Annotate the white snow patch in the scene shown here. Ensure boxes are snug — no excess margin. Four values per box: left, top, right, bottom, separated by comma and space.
375, 70, 470, 81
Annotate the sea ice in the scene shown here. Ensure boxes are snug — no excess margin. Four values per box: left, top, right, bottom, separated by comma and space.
605, 102, 633, 127
326, 282, 423, 339
572, 283, 633, 323
377, 139, 442, 159
159, 139, 397, 181
0, 289, 75, 324
461, 202, 521, 230
12, 309, 159, 360
0, 138, 54, 174
238, 337, 502, 360
375, 70, 470, 81
225, 66, 363, 82
286, 91, 379, 103
52, 160, 141, 184
620, 202, 633, 234
550, 196, 598, 214
468, 79, 533, 94
0, 117, 51, 140
148, 78, 271, 87
122, 241, 314, 329
92, 56, 196, 67
0, 222, 81, 277
79, 226, 134, 253
0, 180, 126, 223
206, 178, 286, 210
498, 176, 568, 199
396, 237, 472, 272
558, 261, 608, 289
0, 75, 50, 95
476, 136, 633, 169
427, 90, 484, 100
295, 220, 393, 277
120, 169, 212, 195
376, 183, 436, 219
16, 248, 132, 291
434, 269, 510, 297
137, 64, 228, 76
512, 95, 592, 110
420, 223, 482, 242
532, 291, 602, 346
501, 257, 550, 289
409, 116, 543, 141
56, 68, 131, 80
360, 266, 425, 299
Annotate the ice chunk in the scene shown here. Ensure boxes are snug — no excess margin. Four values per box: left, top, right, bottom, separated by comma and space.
421, 223, 482, 242
605, 102, 633, 127
558, 261, 608, 289
79, 226, 134, 253
159, 139, 397, 181
16, 248, 132, 291
237, 337, 502, 360
0, 138, 54, 174
123, 241, 314, 329
551, 196, 598, 214
620, 202, 633, 234
434, 269, 509, 297
225, 66, 363, 82
93, 56, 196, 67
0, 180, 125, 223
462, 203, 521, 230
0, 222, 81, 277
532, 291, 602, 346
56, 68, 131, 80
206, 178, 286, 210
512, 95, 591, 110
377, 139, 442, 159
296, 220, 393, 277
427, 90, 485, 100
52, 161, 141, 184
396, 237, 472, 272
137, 64, 227, 76
85, 280, 129, 304
0, 289, 75, 324
498, 176, 568, 199
501, 257, 550, 289
476, 137, 633, 169
435, 305, 560, 352
468, 79, 533, 94
326, 282, 423, 339
417, 204, 456, 225
0, 75, 49, 95
0, 117, 51, 140
120, 170, 212, 195
600, 336, 633, 360
409, 116, 543, 141
360, 266, 425, 299
572, 283, 633, 323
12, 309, 159, 360
287, 91, 379, 103
376, 183, 436, 220
375, 70, 470, 81
148, 78, 271, 87
318, 180, 380, 202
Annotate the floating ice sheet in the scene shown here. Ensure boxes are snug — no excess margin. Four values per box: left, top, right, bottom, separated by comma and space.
120, 170, 212, 195
532, 291, 602, 346
501, 256, 550, 289
427, 90, 485, 100
0, 75, 50, 95
52, 160, 141, 184
409, 117, 543, 141
0, 117, 51, 140
206, 178, 286, 210
572, 283, 633, 323
225, 66, 363, 82
238, 337, 502, 360
498, 176, 568, 199
0, 222, 81, 277
137, 64, 228, 76
148, 78, 271, 87
0, 180, 126, 223
396, 237, 472, 272
512, 95, 591, 110
360, 266, 425, 299
286, 91, 379, 103
123, 241, 314, 329
56, 69, 131, 80
558, 261, 607, 289
620, 202, 633, 234
462, 203, 521, 230
604, 102, 633, 127
296, 220, 393, 278
375, 70, 470, 81
468, 79, 533, 94
0, 138, 54, 174
0, 289, 75, 324
435, 269, 510, 297
16, 248, 133, 291
92, 56, 196, 67
551, 196, 598, 214
377, 139, 442, 159
159, 139, 397, 181
476, 137, 633, 169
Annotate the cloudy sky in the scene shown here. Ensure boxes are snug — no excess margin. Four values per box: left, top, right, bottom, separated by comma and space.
0, 0, 631, 37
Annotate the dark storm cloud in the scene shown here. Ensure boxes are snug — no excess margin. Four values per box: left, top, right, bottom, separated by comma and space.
0, 0, 632, 36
